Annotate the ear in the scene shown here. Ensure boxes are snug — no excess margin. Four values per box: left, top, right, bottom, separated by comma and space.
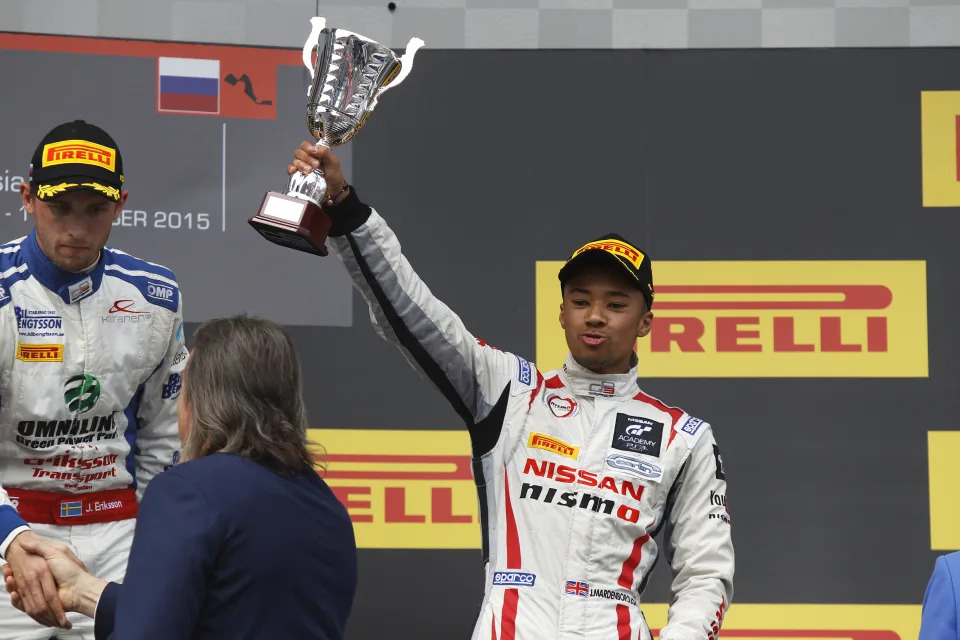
113, 190, 129, 221
637, 310, 654, 339
558, 302, 566, 330
19, 183, 35, 215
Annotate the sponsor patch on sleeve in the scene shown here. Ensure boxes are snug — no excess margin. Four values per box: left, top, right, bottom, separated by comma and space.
516, 355, 532, 386
680, 416, 704, 436
713, 444, 726, 481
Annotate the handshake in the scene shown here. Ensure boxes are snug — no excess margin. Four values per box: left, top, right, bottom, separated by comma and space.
2, 531, 108, 630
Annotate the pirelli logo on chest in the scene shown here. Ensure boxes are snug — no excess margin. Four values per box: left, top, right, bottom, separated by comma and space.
42, 139, 116, 171
528, 432, 579, 459
16, 343, 64, 362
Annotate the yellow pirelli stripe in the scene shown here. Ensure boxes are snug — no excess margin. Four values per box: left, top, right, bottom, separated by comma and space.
921, 91, 960, 207
309, 428, 479, 549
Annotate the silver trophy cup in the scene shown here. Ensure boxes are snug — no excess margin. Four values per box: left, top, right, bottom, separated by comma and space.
250, 17, 424, 255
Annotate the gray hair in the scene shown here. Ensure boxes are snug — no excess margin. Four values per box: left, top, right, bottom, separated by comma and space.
181, 314, 320, 474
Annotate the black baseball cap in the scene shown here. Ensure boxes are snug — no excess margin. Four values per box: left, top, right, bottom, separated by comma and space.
558, 234, 655, 309
29, 120, 124, 202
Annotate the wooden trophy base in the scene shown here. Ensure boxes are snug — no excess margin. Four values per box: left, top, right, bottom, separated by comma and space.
248, 192, 333, 256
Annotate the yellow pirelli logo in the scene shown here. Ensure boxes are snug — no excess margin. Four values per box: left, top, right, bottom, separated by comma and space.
528, 432, 579, 459
644, 603, 918, 639
536, 260, 928, 378
42, 139, 116, 171
571, 240, 644, 269
921, 91, 960, 207
15, 343, 63, 362
928, 430, 960, 550
310, 429, 479, 549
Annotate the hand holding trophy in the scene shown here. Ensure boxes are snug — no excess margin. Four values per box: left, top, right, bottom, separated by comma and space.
249, 17, 424, 255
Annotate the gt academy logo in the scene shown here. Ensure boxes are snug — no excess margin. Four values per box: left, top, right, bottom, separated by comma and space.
680, 416, 703, 436
544, 393, 579, 418
492, 571, 536, 587
605, 453, 662, 482
612, 414, 663, 457
64, 373, 101, 414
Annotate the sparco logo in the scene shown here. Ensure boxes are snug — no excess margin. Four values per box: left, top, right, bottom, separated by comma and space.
64, 374, 100, 414
492, 571, 536, 587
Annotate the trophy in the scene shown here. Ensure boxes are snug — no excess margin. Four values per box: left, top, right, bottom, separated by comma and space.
249, 17, 424, 255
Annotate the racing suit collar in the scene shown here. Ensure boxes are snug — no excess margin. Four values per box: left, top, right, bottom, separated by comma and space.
560, 352, 639, 401
22, 229, 104, 304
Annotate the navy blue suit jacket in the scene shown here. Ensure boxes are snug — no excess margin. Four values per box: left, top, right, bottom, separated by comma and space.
94, 453, 357, 640
920, 552, 960, 640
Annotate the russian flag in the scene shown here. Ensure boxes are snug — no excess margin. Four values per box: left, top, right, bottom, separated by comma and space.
158, 57, 220, 114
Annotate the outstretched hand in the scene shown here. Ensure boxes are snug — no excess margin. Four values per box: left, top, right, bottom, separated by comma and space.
3, 535, 99, 623
3, 531, 75, 628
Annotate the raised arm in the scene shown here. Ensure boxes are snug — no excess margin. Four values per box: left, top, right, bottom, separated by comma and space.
290, 144, 539, 455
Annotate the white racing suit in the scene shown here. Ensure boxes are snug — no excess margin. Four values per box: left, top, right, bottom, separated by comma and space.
0, 230, 185, 639
329, 195, 735, 640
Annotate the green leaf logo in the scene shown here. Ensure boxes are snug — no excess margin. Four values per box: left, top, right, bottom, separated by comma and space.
63, 373, 101, 414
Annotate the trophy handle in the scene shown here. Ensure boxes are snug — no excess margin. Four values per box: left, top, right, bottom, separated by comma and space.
374, 37, 425, 103
302, 16, 326, 94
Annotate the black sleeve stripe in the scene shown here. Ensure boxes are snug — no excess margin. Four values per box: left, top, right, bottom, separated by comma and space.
344, 233, 504, 430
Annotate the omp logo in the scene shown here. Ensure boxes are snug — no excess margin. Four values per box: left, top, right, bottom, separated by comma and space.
571, 240, 644, 269
528, 433, 579, 459
921, 91, 960, 207
16, 343, 63, 362
642, 603, 918, 639
311, 429, 479, 549
536, 261, 927, 377
147, 282, 174, 301
42, 139, 116, 171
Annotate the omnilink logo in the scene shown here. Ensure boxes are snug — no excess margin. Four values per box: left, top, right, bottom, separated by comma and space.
64, 373, 101, 414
